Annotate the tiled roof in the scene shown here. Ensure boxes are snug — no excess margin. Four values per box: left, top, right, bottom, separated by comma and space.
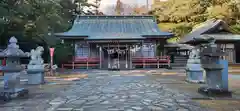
201, 34, 240, 41
179, 19, 233, 43
55, 15, 174, 40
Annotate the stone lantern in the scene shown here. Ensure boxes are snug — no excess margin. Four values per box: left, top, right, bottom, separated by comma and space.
198, 37, 231, 96
0, 37, 29, 101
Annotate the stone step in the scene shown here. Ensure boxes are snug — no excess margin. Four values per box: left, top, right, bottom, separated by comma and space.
173, 62, 187, 64
172, 62, 187, 63
171, 64, 187, 67
174, 58, 188, 60
174, 56, 188, 58
174, 60, 187, 63
174, 59, 188, 61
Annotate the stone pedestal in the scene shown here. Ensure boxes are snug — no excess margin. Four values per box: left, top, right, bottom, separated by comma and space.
186, 64, 204, 83
185, 47, 204, 83
0, 67, 29, 101
218, 60, 228, 90
27, 69, 44, 85
3, 72, 21, 93
199, 60, 231, 97
27, 46, 45, 85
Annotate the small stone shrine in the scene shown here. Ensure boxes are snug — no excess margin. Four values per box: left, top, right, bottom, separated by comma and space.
27, 46, 45, 85
198, 37, 231, 96
0, 37, 29, 101
185, 45, 204, 83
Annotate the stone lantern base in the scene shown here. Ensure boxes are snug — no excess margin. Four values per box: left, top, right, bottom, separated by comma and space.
27, 69, 45, 85
198, 87, 232, 97
185, 64, 204, 83
0, 73, 29, 101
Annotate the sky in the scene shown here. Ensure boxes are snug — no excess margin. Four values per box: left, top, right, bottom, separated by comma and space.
88, 0, 152, 13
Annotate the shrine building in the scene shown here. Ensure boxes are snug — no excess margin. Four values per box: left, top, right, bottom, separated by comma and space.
178, 19, 240, 64
55, 15, 174, 70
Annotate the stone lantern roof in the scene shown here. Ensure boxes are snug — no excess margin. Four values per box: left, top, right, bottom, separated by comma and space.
0, 37, 29, 58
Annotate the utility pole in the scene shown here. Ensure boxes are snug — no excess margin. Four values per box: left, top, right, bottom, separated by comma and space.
146, 0, 149, 12
115, 0, 123, 15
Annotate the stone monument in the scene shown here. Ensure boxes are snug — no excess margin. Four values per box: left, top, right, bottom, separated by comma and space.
27, 46, 45, 85
198, 37, 231, 96
0, 37, 29, 101
185, 45, 204, 83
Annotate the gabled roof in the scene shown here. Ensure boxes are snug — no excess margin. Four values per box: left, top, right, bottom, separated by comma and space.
200, 34, 240, 41
179, 19, 233, 43
55, 15, 174, 40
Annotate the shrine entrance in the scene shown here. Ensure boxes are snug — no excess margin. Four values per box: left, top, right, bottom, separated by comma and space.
102, 44, 131, 70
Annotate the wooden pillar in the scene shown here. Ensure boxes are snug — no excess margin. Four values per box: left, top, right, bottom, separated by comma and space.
87, 43, 90, 70
72, 41, 75, 70
155, 41, 159, 68
118, 43, 120, 69
125, 44, 128, 69
141, 41, 145, 68
130, 45, 133, 69
154, 41, 157, 57
148, 43, 150, 57
99, 45, 102, 69
108, 44, 110, 69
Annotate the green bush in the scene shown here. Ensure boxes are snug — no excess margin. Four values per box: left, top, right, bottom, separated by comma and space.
53, 41, 74, 66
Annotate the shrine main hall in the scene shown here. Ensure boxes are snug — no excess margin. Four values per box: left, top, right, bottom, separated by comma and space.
55, 15, 174, 70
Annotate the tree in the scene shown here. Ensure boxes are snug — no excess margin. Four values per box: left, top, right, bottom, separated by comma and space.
132, 5, 148, 15
115, 0, 124, 15
104, 5, 116, 15
93, 0, 101, 15
151, 0, 240, 41
0, 0, 97, 64
152, 0, 240, 23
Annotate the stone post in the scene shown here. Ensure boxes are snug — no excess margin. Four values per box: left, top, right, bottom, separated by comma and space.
185, 46, 204, 83
27, 46, 45, 85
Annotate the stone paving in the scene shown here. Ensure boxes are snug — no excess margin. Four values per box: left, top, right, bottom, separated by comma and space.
0, 70, 211, 111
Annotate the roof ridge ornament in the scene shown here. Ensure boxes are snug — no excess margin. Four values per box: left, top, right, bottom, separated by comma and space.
0, 36, 29, 57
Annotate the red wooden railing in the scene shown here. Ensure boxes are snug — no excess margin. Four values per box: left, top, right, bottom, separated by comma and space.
62, 57, 101, 69
132, 56, 170, 68
62, 56, 171, 69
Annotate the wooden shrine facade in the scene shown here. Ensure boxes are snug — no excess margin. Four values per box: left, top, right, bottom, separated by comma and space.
55, 15, 174, 70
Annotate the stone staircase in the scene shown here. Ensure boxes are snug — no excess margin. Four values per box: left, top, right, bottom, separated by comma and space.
171, 56, 188, 68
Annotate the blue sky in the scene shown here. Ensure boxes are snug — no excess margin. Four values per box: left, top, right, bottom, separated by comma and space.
89, 0, 152, 13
